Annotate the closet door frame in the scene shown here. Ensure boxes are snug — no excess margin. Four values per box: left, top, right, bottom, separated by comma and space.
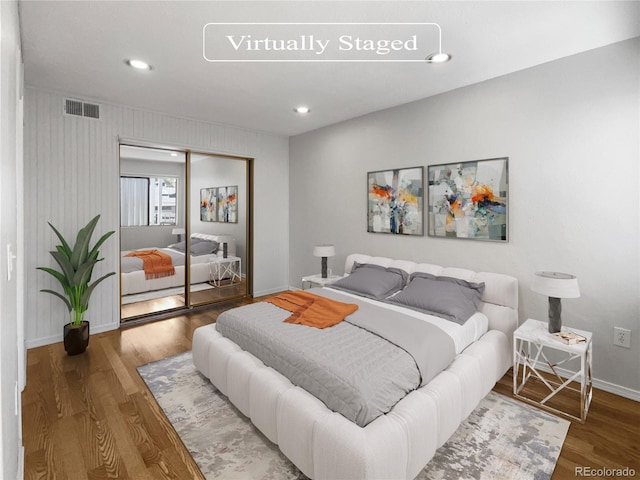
118, 139, 253, 324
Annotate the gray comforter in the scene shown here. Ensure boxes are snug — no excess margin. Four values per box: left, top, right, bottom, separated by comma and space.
215, 288, 456, 427
120, 248, 185, 274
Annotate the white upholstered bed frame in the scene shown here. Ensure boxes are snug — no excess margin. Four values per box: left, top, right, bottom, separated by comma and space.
192, 254, 519, 479
121, 234, 236, 296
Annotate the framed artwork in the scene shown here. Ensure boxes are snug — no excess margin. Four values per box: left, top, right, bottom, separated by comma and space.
200, 187, 217, 222
367, 167, 424, 236
428, 157, 508, 241
217, 185, 238, 223
225, 186, 238, 223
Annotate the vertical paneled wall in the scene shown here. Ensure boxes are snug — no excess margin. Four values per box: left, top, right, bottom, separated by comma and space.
24, 87, 289, 347
1, 1, 23, 478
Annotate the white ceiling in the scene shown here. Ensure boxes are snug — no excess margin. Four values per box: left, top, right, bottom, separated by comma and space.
20, 1, 640, 137
120, 145, 185, 163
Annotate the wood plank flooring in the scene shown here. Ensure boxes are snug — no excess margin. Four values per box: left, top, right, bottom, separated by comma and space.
121, 280, 247, 320
495, 373, 640, 479
23, 297, 640, 479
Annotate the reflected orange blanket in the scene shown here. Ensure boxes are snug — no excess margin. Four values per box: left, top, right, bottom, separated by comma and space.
265, 291, 358, 329
125, 249, 175, 280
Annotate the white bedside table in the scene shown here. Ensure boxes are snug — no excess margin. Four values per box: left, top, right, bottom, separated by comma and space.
301, 274, 342, 290
513, 318, 593, 423
208, 256, 241, 287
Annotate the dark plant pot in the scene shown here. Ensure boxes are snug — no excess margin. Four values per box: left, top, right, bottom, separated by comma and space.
63, 321, 90, 355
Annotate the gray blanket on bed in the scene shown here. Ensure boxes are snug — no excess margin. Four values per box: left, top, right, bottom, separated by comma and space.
215, 288, 455, 427
120, 248, 185, 274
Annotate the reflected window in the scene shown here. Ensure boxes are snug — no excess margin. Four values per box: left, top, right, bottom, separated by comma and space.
121, 175, 178, 226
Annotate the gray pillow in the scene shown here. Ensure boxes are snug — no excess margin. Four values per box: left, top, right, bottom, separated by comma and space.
330, 263, 408, 300
385, 272, 485, 325
170, 237, 203, 253
190, 240, 219, 256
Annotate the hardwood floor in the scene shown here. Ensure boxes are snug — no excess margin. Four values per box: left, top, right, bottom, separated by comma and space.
23, 299, 640, 479
495, 372, 640, 479
121, 280, 247, 320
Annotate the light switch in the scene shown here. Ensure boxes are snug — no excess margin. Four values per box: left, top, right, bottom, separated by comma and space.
6, 243, 17, 281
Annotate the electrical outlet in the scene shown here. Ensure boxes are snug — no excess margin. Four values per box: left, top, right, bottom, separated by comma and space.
613, 327, 631, 348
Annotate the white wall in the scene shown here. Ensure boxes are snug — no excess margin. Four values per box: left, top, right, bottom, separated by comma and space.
290, 39, 640, 396
24, 88, 289, 348
0, 0, 23, 477
190, 155, 248, 273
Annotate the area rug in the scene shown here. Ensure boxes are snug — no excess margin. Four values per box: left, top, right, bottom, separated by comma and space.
138, 351, 569, 480
121, 283, 214, 304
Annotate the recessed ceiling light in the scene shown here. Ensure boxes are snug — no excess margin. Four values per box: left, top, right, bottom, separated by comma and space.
425, 52, 452, 64
294, 106, 310, 114
170, 153, 178, 157
126, 59, 152, 70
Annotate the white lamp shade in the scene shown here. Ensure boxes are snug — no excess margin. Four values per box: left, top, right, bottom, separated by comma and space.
171, 227, 186, 235
531, 271, 580, 298
313, 245, 335, 257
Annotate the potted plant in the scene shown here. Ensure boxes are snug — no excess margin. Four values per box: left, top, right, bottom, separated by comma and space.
37, 215, 115, 355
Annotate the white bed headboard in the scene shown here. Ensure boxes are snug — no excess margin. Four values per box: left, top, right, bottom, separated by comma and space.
343, 253, 519, 338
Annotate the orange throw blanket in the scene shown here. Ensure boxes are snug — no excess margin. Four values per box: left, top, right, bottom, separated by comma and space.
125, 249, 175, 280
265, 291, 358, 329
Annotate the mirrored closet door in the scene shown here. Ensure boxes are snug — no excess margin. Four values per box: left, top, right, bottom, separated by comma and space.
119, 145, 251, 322
120, 145, 187, 321
189, 153, 249, 306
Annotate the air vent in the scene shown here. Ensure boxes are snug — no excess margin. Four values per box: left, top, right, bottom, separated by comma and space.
63, 98, 100, 119
83, 102, 100, 119
64, 99, 83, 116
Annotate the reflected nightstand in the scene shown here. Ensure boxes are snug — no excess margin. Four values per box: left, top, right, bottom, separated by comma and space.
208, 256, 241, 287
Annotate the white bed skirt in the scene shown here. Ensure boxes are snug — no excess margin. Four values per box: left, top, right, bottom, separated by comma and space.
193, 323, 511, 479
121, 263, 210, 296
121, 234, 236, 296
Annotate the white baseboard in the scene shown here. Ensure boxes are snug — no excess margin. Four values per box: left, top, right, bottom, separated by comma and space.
25, 321, 120, 349
533, 363, 640, 402
592, 377, 640, 402
18, 445, 24, 480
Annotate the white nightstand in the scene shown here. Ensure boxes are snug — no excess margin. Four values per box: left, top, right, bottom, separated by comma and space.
513, 318, 593, 423
208, 256, 241, 287
301, 273, 342, 290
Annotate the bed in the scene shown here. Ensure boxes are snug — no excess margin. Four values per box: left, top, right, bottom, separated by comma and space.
120, 233, 236, 296
192, 253, 519, 479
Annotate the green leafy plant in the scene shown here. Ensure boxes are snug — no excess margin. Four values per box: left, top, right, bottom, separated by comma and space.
37, 215, 115, 325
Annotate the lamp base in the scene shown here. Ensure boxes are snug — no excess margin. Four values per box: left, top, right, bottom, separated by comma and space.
548, 297, 562, 333
321, 257, 328, 279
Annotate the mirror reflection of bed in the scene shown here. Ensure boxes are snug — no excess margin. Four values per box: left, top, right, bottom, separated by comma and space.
120, 234, 246, 319
119, 145, 249, 322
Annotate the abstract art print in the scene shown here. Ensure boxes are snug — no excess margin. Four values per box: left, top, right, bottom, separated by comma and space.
428, 158, 508, 241
200, 187, 217, 222
368, 167, 424, 235
217, 186, 238, 223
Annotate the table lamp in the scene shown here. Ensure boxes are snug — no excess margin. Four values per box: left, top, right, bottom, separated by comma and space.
171, 227, 186, 242
313, 245, 335, 278
531, 271, 580, 333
